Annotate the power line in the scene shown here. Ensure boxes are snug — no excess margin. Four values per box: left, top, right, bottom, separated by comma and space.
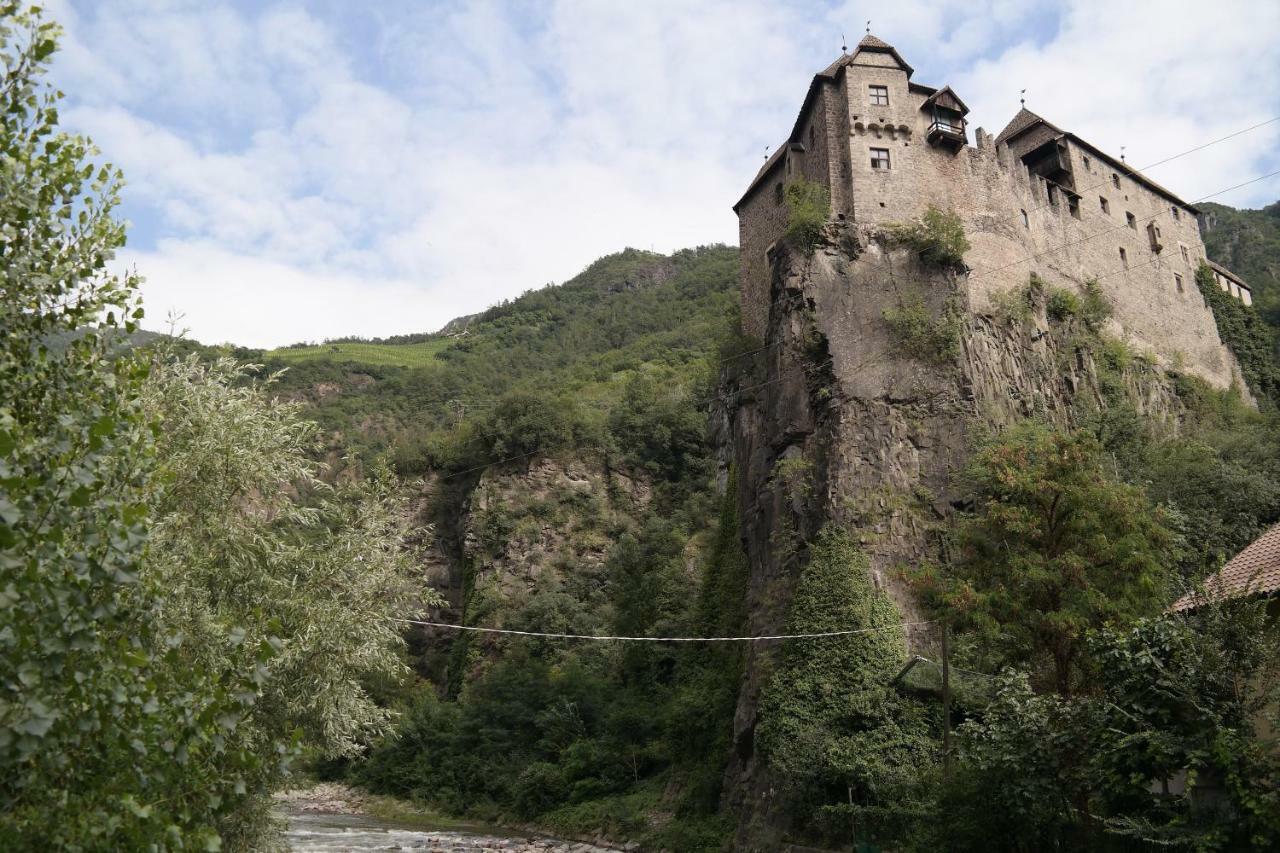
976, 115, 1280, 232
393, 617, 935, 643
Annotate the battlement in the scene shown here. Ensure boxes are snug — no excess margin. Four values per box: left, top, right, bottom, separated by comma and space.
735, 34, 1250, 390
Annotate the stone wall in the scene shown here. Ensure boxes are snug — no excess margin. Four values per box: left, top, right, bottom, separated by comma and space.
736, 52, 1247, 389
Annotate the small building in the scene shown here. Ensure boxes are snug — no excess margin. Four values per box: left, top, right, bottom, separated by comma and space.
1169, 523, 1280, 751
1206, 259, 1254, 306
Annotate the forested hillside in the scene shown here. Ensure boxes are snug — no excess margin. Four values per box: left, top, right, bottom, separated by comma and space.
247, 246, 740, 476
244, 245, 753, 849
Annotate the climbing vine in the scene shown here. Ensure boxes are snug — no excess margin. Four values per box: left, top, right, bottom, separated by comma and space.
757, 528, 935, 846
1195, 262, 1280, 406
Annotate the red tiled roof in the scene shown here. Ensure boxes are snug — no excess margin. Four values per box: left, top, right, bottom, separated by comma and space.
1170, 523, 1280, 612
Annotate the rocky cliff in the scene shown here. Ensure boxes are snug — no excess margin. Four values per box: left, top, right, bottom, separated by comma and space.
716, 223, 1193, 849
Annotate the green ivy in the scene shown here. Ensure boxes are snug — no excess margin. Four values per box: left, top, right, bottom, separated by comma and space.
1195, 262, 1280, 406
757, 528, 935, 847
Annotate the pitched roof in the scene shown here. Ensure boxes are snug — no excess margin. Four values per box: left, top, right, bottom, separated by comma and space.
994, 107, 1200, 214
1170, 523, 1280, 612
734, 34, 925, 212
850, 32, 913, 76
923, 85, 970, 116
995, 107, 1059, 146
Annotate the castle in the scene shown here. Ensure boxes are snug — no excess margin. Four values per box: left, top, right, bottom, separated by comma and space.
734, 34, 1253, 389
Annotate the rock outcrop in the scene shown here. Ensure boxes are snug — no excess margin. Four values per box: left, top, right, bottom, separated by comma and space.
716, 224, 1191, 849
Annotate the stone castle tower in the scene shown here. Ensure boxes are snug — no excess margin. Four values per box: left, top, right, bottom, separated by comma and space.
734, 33, 1252, 389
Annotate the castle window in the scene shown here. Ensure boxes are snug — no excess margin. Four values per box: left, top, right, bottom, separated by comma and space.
774, 182, 784, 205
869, 85, 889, 106
1171, 206, 1180, 220
1021, 209, 1029, 228
1083, 155, 1092, 171
1047, 184, 1059, 206
1099, 196, 1110, 214
1111, 173, 1120, 189
1174, 272, 1184, 293
870, 147, 891, 170
1119, 246, 1128, 267
1126, 212, 1136, 229
1180, 244, 1190, 264
1068, 193, 1081, 219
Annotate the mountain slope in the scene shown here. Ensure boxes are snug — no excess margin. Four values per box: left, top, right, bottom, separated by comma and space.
252, 245, 740, 469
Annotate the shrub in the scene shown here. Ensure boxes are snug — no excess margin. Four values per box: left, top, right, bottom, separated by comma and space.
990, 275, 1043, 324
883, 296, 962, 364
1046, 287, 1081, 322
1079, 277, 1113, 329
884, 205, 970, 270
771, 454, 814, 506
783, 179, 831, 255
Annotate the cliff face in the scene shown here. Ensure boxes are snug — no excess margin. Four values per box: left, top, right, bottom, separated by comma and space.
717, 224, 1189, 849
414, 456, 656, 688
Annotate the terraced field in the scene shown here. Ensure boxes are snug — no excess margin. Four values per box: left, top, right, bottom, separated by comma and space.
266, 338, 452, 368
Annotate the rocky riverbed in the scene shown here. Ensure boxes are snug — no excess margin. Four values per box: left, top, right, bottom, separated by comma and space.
277, 784, 633, 853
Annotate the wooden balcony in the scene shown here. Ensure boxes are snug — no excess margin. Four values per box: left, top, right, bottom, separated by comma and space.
926, 119, 966, 151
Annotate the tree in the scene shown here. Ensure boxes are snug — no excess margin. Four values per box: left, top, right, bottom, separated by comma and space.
915, 422, 1178, 695
136, 352, 432, 844
939, 606, 1280, 853
0, 7, 431, 845
1088, 606, 1280, 850
0, 6, 241, 847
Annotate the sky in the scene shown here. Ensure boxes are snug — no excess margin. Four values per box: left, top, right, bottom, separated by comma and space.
46, 0, 1280, 348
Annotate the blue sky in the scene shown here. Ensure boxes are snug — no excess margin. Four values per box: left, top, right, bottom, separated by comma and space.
47, 0, 1280, 347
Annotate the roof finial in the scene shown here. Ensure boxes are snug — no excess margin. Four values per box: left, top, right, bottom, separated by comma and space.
841, 31, 847, 53
1020, 88, 1026, 107
866, 20, 871, 34
1121, 145, 1126, 163
763, 145, 769, 161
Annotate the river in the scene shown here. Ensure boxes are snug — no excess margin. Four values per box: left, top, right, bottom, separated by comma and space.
277, 786, 629, 853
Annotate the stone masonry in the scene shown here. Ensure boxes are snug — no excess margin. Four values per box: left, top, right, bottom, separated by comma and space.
735, 33, 1250, 391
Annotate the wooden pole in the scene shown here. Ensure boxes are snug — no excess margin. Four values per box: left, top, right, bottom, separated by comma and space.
942, 622, 953, 781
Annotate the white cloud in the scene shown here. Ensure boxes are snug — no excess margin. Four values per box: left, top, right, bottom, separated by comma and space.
51, 0, 1280, 347
129, 242, 440, 349
956, 0, 1280, 207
